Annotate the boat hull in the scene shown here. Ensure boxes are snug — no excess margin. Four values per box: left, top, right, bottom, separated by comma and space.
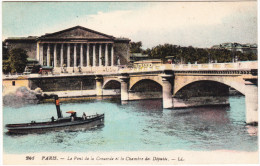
6, 114, 104, 134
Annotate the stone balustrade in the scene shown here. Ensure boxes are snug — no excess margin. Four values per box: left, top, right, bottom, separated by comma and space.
127, 61, 257, 72
3, 61, 257, 79
171, 61, 257, 70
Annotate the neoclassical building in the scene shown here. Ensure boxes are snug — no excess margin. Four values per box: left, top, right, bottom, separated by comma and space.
4, 26, 131, 73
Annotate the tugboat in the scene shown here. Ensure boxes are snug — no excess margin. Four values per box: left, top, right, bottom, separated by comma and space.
6, 95, 104, 134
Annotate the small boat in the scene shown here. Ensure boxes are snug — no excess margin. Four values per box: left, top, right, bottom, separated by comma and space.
6, 95, 104, 134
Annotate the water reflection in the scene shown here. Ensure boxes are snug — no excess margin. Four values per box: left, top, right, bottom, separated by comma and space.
172, 106, 230, 124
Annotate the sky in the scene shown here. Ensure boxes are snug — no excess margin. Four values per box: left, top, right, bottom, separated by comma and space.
2, 1, 258, 49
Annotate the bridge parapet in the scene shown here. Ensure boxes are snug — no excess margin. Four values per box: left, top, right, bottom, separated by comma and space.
3, 61, 257, 79
170, 61, 257, 71
119, 64, 163, 73
117, 61, 257, 73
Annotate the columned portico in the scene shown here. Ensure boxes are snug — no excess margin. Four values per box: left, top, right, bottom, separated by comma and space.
34, 25, 132, 73
60, 44, 64, 67
99, 44, 102, 66
67, 44, 70, 67
47, 44, 50, 66
74, 44, 77, 67
93, 44, 96, 67
39, 43, 43, 65
39, 42, 116, 69
54, 44, 57, 67
87, 44, 90, 67
36, 42, 40, 62
80, 43, 83, 67
7, 26, 131, 73
105, 43, 108, 66
111, 45, 114, 66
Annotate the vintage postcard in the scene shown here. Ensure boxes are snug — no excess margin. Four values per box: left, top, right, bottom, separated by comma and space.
1, 0, 259, 165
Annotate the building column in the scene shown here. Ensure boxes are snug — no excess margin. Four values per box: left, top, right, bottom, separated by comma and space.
111, 44, 114, 66
67, 44, 70, 67
161, 74, 174, 108
99, 44, 102, 66
105, 43, 108, 66
39, 43, 44, 65
80, 43, 83, 67
53, 43, 57, 67
36, 42, 40, 62
47, 44, 50, 66
74, 43, 77, 67
60, 44, 64, 67
87, 44, 90, 67
119, 74, 130, 101
245, 81, 258, 125
93, 44, 96, 67
95, 76, 103, 96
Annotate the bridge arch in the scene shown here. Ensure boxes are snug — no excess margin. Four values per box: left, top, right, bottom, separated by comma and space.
103, 79, 121, 89
130, 79, 162, 91
174, 76, 247, 96
174, 80, 231, 99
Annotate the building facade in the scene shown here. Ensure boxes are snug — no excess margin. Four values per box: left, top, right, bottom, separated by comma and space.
211, 42, 257, 55
4, 26, 131, 73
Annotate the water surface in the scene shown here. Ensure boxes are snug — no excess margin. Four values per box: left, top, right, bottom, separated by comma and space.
3, 96, 258, 153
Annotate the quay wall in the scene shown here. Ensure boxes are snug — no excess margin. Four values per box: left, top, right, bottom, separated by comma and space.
3, 77, 30, 96
28, 76, 96, 92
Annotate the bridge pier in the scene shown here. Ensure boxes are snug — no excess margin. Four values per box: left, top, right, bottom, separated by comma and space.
95, 76, 103, 96
119, 75, 130, 101
245, 81, 258, 125
161, 74, 174, 109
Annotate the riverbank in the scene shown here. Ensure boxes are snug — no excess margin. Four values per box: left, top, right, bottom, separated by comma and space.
41, 95, 120, 103
41, 89, 120, 103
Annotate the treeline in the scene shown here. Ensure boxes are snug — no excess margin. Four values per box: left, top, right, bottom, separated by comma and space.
2, 44, 28, 74
130, 42, 257, 64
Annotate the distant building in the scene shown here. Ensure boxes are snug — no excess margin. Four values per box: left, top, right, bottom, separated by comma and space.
130, 53, 149, 63
3, 26, 131, 73
211, 42, 257, 55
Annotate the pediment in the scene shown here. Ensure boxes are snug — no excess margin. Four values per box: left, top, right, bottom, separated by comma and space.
40, 26, 114, 40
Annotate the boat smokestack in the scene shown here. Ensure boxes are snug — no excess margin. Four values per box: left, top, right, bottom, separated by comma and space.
54, 95, 63, 118
41, 94, 63, 118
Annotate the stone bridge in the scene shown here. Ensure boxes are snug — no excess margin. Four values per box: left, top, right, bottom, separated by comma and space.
97, 61, 258, 125
3, 61, 258, 125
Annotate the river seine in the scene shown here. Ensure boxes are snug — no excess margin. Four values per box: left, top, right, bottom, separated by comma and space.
3, 96, 258, 153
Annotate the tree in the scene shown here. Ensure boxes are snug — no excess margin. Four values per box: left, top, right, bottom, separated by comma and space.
2, 43, 9, 60
143, 48, 151, 56
130, 41, 143, 53
2, 43, 11, 73
8, 48, 28, 73
150, 44, 179, 61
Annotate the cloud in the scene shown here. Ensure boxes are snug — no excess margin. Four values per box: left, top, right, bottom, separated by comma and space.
3, 2, 257, 48
79, 2, 257, 48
